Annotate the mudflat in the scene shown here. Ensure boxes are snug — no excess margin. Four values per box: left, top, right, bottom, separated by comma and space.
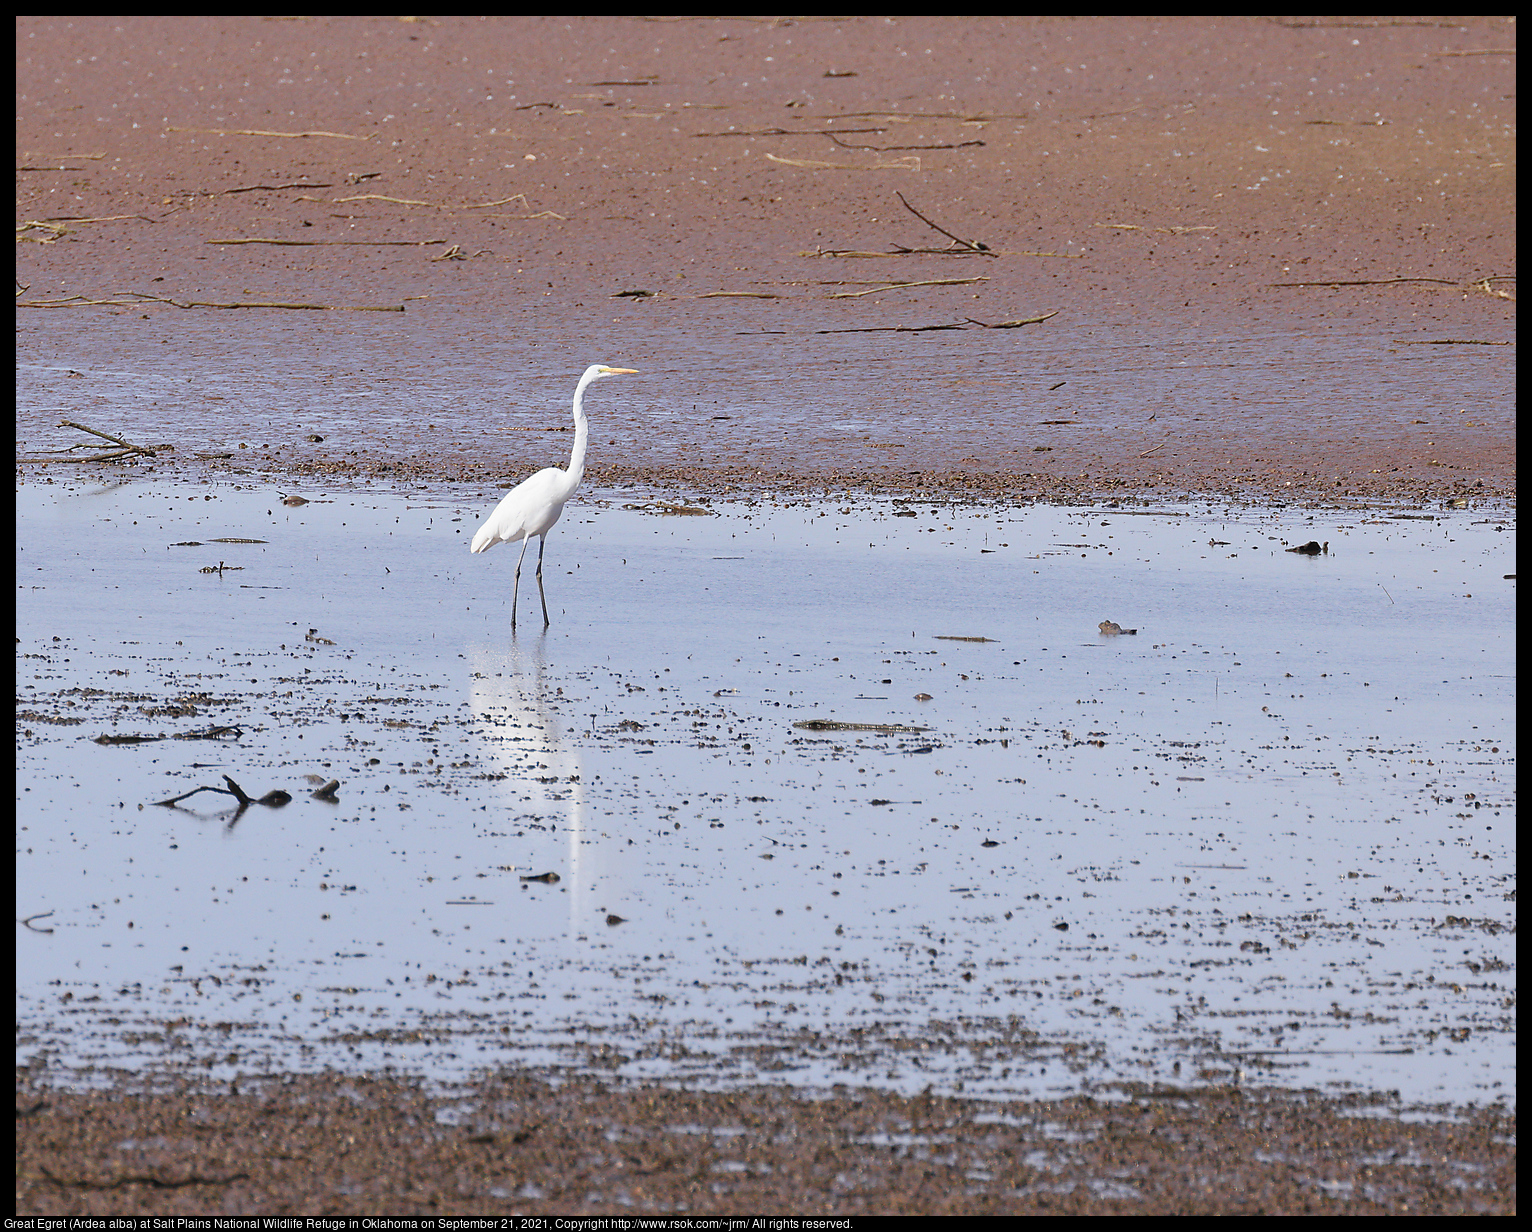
15, 1072, 1517, 1215
16, 15, 1514, 504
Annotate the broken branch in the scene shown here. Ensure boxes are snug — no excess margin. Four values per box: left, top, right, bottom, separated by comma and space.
153, 774, 291, 810
895, 191, 995, 256
58, 420, 155, 455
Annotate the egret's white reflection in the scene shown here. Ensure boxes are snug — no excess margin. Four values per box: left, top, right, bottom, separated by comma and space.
466, 637, 620, 940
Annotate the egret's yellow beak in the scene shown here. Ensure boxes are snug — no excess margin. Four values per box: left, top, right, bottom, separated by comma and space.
600, 366, 640, 375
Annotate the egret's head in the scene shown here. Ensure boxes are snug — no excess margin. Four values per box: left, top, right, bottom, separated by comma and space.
586, 363, 639, 381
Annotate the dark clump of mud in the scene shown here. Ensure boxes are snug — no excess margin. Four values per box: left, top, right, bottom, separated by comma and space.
16, 1070, 1516, 1215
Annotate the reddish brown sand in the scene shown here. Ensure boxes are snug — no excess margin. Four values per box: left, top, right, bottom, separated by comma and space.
16, 14, 1514, 505
14, 15, 1516, 1216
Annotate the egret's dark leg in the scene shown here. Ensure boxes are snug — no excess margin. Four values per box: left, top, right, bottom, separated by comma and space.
510, 534, 533, 631
535, 534, 551, 628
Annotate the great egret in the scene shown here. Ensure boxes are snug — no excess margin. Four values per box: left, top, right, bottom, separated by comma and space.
470, 363, 638, 630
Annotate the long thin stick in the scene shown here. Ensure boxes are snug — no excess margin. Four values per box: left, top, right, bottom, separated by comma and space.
829, 277, 988, 299
1270, 276, 1460, 287
206, 237, 447, 247
123, 292, 405, 313
18, 451, 139, 464
58, 420, 156, 455
166, 126, 369, 140
815, 311, 1058, 333
895, 191, 995, 256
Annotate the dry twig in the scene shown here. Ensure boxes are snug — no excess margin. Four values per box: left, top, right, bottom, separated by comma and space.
765, 152, 920, 171
824, 132, 983, 152
829, 277, 988, 299
17, 420, 158, 465
167, 126, 369, 140
18, 291, 408, 313
896, 191, 995, 256
217, 182, 334, 194
206, 237, 447, 247
1270, 276, 1461, 288
816, 310, 1056, 334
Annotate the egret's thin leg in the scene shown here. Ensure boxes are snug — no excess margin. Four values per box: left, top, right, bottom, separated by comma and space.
535, 534, 551, 628
510, 534, 533, 631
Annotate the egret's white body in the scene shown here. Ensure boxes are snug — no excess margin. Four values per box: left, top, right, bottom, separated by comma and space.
470, 363, 636, 629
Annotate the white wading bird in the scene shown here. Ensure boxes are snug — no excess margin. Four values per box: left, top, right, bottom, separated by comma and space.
470, 363, 638, 630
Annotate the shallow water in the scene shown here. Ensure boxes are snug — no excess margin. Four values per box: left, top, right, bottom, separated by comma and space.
15, 477, 1515, 1106
15, 306, 1516, 501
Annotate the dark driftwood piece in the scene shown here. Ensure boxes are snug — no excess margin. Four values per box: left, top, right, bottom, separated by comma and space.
17, 419, 157, 465
154, 775, 292, 816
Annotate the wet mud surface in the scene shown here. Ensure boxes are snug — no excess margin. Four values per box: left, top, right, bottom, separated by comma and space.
16, 15, 1515, 506
15, 1071, 1516, 1215
15, 15, 1516, 1215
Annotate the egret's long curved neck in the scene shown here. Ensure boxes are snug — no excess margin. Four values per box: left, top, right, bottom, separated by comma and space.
565, 370, 596, 481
